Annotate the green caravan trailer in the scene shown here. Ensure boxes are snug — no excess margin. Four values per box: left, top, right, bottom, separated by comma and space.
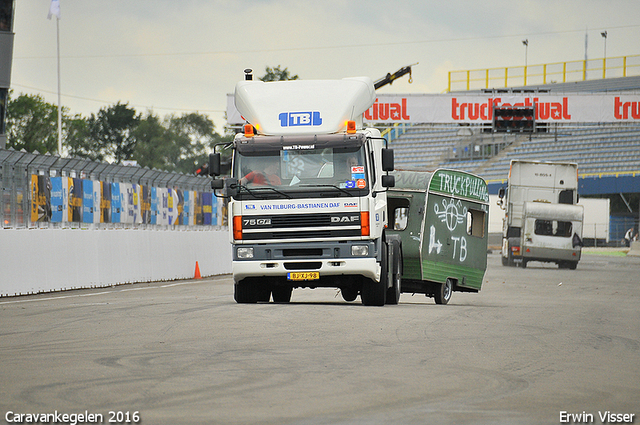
387, 169, 489, 304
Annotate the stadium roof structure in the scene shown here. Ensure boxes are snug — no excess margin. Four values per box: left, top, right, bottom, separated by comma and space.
460, 76, 640, 94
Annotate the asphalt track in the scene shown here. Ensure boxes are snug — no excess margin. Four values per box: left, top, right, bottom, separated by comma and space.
1, 251, 639, 425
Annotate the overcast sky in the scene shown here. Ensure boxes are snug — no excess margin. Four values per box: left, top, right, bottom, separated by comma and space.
10, 0, 640, 134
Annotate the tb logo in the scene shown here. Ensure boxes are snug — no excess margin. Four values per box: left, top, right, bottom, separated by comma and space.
279, 111, 323, 127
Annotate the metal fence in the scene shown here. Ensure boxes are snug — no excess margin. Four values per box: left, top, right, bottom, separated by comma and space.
1, 148, 220, 229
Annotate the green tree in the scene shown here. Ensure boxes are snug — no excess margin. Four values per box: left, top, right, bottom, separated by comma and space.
6, 92, 61, 154
65, 114, 100, 161
6, 92, 234, 175
89, 102, 140, 164
259, 65, 299, 82
132, 112, 172, 170
133, 112, 232, 174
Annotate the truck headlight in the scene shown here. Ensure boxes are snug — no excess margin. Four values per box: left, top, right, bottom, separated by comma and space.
351, 245, 369, 256
237, 247, 254, 259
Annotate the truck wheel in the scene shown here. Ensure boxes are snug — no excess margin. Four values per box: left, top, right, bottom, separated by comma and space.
501, 255, 508, 266
361, 278, 386, 306
257, 286, 271, 302
341, 287, 358, 302
272, 286, 292, 303
234, 278, 258, 303
434, 278, 453, 305
361, 242, 387, 306
386, 244, 401, 305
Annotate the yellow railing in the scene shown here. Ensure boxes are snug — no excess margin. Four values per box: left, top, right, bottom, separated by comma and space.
448, 54, 640, 92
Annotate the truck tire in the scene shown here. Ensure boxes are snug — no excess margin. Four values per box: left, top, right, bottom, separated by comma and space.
434, 278, 453, 305
272, 285, 293, 303
361, 278, 386, 306
234, 278, 259, 303
257, 287, 271, 302
386, 242, 401, 305
341, 287, 358, 302
361, 241, 387, 306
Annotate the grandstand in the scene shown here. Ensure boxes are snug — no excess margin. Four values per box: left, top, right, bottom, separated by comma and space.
433, 122, 640, 180
392, 75, 640, 177
388, 75, 640, 243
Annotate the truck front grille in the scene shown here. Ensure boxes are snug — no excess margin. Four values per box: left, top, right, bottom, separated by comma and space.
241, 212, 361, 240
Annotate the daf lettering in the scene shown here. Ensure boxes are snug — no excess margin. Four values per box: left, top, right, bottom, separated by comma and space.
331, 216, 359, 223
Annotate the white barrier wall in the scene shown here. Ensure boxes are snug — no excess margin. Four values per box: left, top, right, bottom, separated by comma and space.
0, 228, 232, 296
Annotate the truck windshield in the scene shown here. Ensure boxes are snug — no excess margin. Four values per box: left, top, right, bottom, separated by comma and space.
234, 145, 369, 199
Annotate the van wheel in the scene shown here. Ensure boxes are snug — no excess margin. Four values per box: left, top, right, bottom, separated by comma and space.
434, 278, 453, 305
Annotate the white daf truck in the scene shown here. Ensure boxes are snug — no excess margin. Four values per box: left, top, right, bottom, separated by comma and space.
210, 73, 400, 305
498, 159, 584, 269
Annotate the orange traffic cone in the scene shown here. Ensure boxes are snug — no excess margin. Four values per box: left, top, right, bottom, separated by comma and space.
194, 261, 202, 279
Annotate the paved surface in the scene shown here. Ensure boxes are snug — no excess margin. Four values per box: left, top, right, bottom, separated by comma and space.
1, 252, 639, 425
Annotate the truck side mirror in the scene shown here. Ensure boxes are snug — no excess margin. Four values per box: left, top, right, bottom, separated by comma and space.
211, 179, 224, 190
498, 187, 505, 199
382, 175, 395, 188
209, 153, 221, 176
225, 178, 239, 198
382, 148, 394, 172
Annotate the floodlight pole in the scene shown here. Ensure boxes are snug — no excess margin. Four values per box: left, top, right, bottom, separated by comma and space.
522, 39, 528, 86
56, 16, 63, 157
601, 31, 607, 79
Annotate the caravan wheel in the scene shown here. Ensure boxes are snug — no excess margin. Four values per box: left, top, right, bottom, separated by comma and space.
434, 278, 453, 305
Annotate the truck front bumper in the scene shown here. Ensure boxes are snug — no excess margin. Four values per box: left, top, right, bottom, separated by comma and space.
231, 241, 381, 283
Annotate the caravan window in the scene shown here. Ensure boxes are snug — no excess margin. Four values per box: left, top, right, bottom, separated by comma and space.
466, 209, 486, 237
534, 219, 572, 237
388, 197, 410, 231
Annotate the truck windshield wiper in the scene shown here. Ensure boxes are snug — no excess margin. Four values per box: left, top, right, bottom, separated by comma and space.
298, 184, 354, 197
238, 184, 292, 199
